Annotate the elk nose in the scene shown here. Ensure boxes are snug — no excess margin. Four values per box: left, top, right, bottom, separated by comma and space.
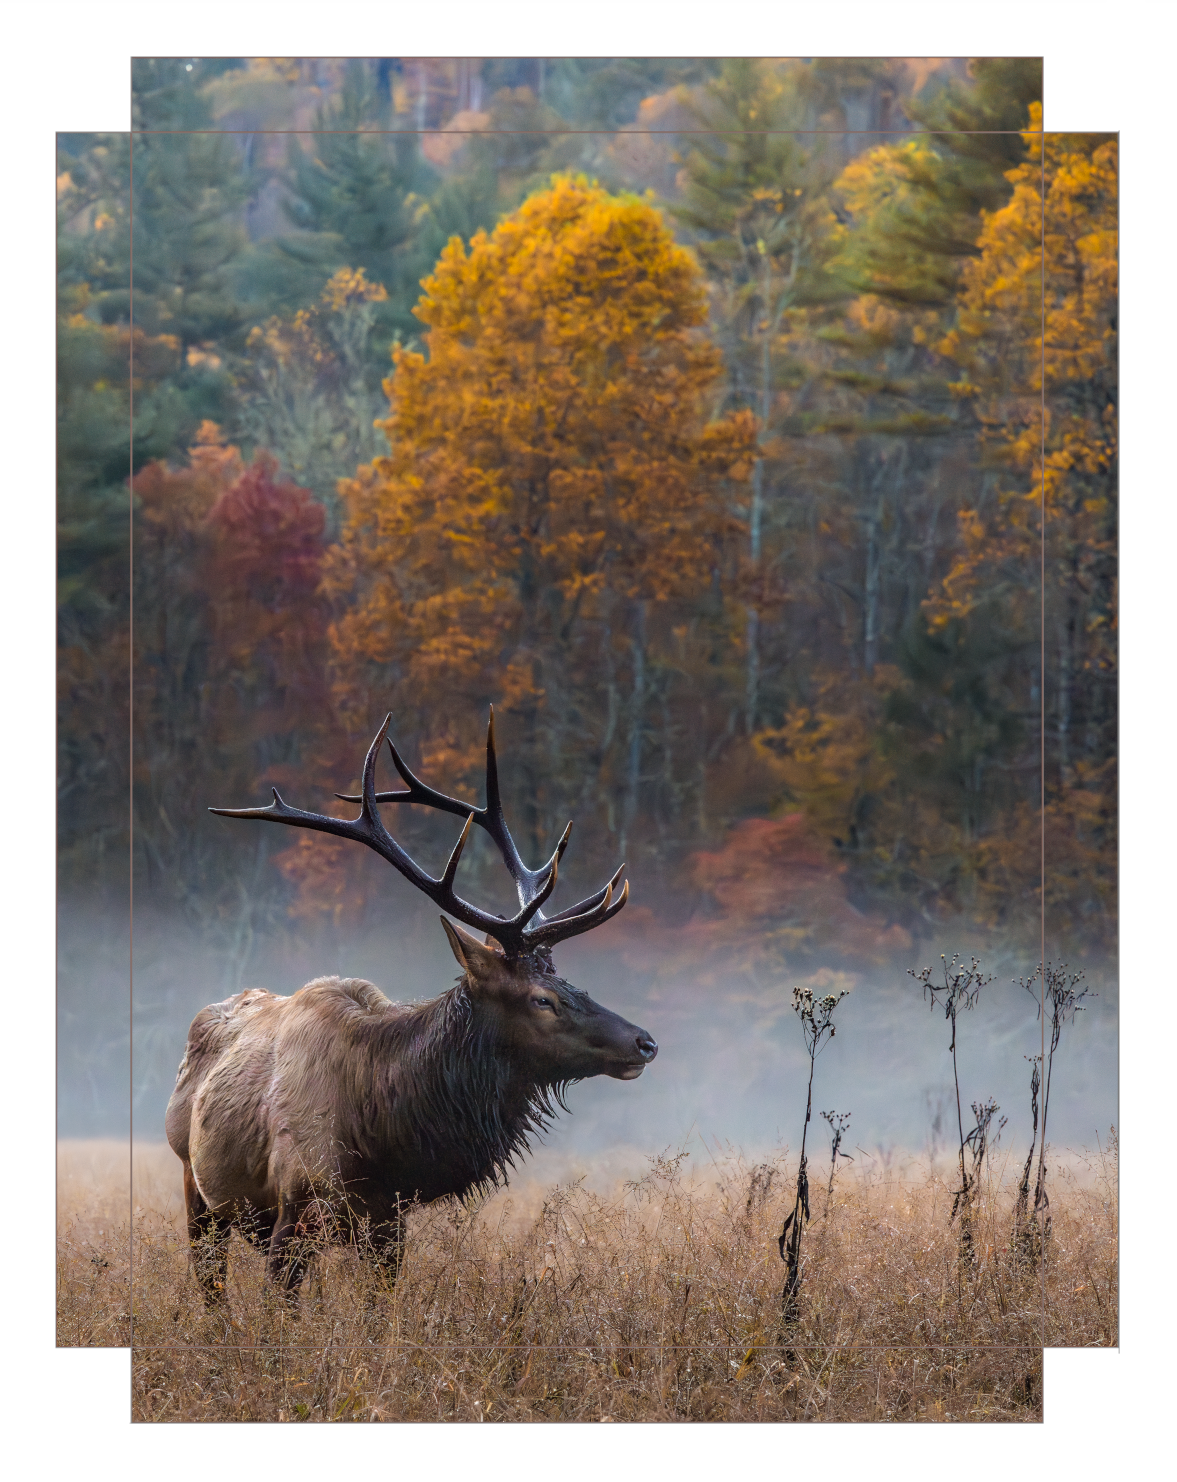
636, 1033, 658, 1062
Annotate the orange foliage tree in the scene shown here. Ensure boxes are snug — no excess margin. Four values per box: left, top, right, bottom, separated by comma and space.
684, 812, 910, 974
929, 115, 1118, 943
323, 176, 755, 895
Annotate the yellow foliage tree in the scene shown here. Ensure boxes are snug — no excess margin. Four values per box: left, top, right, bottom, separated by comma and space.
324, 176, 755, 882
752, 667, 900, 852
930, 113, 1118, 943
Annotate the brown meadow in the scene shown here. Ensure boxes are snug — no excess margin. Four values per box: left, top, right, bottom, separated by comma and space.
57, 1135, 1116, 1422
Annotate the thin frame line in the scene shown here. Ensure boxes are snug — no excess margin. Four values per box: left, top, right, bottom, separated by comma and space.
118, 113, 1092, 1369
127, 128, 1045, 138
1038, 112, 1047, 1349
130, 1342, 1051, 1353
128, 129, 136, 1384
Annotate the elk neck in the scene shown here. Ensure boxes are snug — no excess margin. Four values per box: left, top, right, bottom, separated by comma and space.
363, 979, 566, 1200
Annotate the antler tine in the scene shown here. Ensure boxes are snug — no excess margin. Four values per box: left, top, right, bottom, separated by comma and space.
481, 706, 553, 910
516, 849, 559, 930
208, 785, 304, 824
385, 734, 425, 794
530, 878, 630, 948
543, 861, 625, 926
335, 736, 485, 822
440, 813, 475, 892
209, 714, 394, 835
212, 710, 631, 957
210, 715, 518, 947
359, 713, 393, 820
341, 710, 567, 921
485, 705, 502, 813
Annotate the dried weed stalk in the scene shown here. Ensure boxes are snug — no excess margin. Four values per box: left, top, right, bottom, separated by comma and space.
1015, 962, 1093, 1257
910, 955, 995, 1266
958, 1099, 1006, 1227
1014, 1057, 1042, 1253
779, 985, 848, 1332
820, 1111, 853, 1218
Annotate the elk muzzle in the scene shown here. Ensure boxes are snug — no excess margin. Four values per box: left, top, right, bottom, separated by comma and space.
600, 1016, 658, 1080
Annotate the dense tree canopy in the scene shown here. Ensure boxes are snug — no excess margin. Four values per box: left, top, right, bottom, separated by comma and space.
57, 56, 1115, 983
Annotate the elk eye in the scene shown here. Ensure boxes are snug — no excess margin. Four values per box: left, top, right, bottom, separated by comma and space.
531, 996, 554, 1011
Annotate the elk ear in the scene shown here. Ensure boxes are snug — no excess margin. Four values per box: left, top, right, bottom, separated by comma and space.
440, 917, 503, 985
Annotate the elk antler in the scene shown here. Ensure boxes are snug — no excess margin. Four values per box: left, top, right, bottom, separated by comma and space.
211, 710, 629, 955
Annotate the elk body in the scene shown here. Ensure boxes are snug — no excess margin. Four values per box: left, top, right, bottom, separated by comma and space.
165, 712, 656, 1304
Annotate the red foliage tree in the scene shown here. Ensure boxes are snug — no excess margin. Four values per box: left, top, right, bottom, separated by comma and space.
205, 451, 328, 709
132, 426, 336, 913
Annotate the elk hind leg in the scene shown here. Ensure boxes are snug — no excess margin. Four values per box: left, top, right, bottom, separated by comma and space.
183, 1160, 230, 1308
266, 1193, 312, 1302
236, 1201, 277, 1254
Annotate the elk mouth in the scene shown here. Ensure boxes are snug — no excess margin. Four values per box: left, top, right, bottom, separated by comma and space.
605, 1033, 657, 1080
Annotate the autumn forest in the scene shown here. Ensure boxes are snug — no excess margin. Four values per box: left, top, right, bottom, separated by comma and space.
56, 57, 1116, 1134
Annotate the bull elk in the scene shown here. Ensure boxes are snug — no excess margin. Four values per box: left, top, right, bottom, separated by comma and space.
165, 710, 656, 1304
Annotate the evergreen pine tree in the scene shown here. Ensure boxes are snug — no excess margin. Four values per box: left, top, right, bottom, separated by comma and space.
130, 57, 254, 452
835, 59, 1043, 307
246, 61, 438, 357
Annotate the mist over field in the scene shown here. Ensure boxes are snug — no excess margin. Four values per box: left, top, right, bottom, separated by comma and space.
58, 890, 1116, 1169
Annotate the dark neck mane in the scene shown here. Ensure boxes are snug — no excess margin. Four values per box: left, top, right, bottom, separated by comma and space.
378, 984, 566, 1199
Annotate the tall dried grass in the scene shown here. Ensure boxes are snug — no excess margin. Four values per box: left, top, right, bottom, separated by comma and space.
57, 1140, 131, 1348
57, 1134, 1117, 1422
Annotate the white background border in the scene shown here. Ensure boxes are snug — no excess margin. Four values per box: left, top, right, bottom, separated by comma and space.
10, 1, 1166, 1475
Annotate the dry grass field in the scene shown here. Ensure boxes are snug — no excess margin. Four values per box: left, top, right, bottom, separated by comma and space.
57, 1135, 1117, 1423
57, 1140, 132, 1348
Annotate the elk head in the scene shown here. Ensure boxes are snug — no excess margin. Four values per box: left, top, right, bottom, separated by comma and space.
210, 710, 658, 1084
439, 918, 657, 1082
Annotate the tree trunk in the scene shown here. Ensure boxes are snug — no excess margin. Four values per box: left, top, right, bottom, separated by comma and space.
1057, 614, 1072, 783
745, 249, 773, 733
621, 601, 647, 860
745, 602, 760, 735
863, 491, 884, 677
415, 62, 428, 131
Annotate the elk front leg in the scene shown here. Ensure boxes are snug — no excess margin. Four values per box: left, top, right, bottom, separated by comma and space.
183, 1160, 230, 1308
266, 1192, 312, 1301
